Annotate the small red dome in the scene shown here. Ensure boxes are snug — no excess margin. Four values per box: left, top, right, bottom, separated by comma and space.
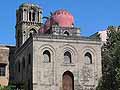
52, 9, 74, 27
39, 9, 74, 33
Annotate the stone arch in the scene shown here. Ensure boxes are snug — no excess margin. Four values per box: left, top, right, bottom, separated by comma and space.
29, 28, 37, 36
26, 26, 38, 38
81, 47, 96, 86
38, 45, 55, 84
63, 44, 78, 56
39, 44, 55, 63
82, 47, 96, 64
62, 71, 74, 90
62, 44, 78, 64
27, 26, 38, 33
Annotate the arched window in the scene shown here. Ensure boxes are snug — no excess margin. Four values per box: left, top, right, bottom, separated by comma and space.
64, 31, 69, 36
29, 12, 31, 21
22, 57, 25, 69
85, 52, 92, 64
64, 51, 71, 63
29, 29, 37, 37
43, 50, 51, 62
32, 12, 35, 21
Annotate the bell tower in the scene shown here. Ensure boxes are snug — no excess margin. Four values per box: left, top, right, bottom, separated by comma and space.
16, 3, 42, 48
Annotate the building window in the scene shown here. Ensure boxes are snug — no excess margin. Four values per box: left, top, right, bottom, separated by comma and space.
64, 31, 69, 36
18, 61, 20, 72
29, 28, 37, 37
32, 12, 35, 21
22, 57, 25, 69
19, 13, 21, 21
29, 12, 31, 21
64, 51, 71, 63
0, 64, 6, 76
85, 52, 92, 64
43, 50, 51, 62
38, 12, 39, 22
28, 54, 31, 65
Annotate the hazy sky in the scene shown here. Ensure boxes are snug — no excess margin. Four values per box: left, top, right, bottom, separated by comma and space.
0, 0, 120, 45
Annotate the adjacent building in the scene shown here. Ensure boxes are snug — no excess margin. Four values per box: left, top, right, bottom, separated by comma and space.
0, 45, 15, 86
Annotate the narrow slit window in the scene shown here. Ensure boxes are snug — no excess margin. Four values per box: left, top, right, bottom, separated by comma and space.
32, 12, 35, 21
29, 12, 31, 21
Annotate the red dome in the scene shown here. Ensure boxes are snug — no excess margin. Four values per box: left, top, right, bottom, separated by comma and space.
52, 9, 74, 27
39, 9, 74, 33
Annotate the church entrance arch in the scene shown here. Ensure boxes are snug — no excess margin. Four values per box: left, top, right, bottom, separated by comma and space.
62, 71, 74, 90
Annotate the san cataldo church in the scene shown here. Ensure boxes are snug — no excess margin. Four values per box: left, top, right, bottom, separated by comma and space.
0, 3, 105, 90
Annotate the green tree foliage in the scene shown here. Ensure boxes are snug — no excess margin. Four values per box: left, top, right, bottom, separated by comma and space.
0, 85, 13, 90
97, 26, 120, 90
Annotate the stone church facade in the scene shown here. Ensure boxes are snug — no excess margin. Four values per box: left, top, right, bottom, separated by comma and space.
0, 3, 102, 90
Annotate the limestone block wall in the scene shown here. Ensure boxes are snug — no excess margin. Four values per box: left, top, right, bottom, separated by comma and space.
33, 37, 102, 90
15, 39, 33, 90
0, 46, 9, 86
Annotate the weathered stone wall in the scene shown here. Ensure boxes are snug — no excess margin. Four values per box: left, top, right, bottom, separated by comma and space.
32, 36, 102, 90
0, 46, 9, 86
15, 38, 33, 90
14, 35, 102, 90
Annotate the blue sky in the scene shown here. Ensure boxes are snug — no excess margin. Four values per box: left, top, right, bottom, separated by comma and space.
0, 0, 120, 45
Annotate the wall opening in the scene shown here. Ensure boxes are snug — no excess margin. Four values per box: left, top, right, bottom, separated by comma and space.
64, 31, 69, 36
85, 52, 92, 64
43, 50, 51, 62
64, 51, 71, 63
63, 71, 74, 90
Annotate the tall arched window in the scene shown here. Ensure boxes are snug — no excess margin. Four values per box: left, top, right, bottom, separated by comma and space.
32, 12, 35, 21
64, 51, 71, 63
29, 12, 31, 21
43, 50, 51, 62
85, 52, 92, 64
